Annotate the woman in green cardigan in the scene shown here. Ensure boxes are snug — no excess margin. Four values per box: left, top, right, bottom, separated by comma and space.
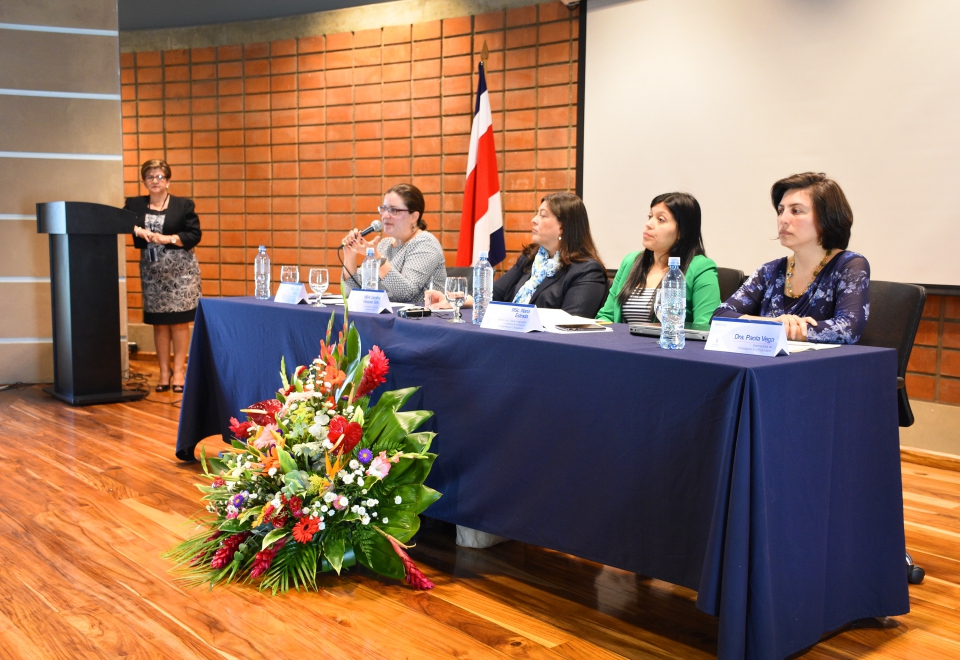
596, 192, 721, 325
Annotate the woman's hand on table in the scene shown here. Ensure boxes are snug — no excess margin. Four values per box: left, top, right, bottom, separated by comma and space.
773, 314, 817, 341
425, 289, 475, 309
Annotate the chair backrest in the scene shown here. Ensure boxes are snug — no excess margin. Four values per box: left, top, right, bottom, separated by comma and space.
445, 266, 474, 295
857, 280, 926, 427
716, 267, 746, 304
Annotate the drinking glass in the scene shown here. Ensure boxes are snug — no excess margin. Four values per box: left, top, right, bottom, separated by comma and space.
444, 276, 468, 323
308, 268, 329, 307
280, 266, 299, 283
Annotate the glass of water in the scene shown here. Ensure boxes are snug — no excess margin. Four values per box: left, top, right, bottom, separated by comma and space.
280, 265, 299, 283
308, 268, 329, 307
444, 276, 468, 323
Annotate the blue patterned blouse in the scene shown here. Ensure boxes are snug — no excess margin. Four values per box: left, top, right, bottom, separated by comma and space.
713, 251, 870, 344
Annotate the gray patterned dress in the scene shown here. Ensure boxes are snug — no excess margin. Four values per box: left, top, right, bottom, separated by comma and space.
140, 211, 202, 325
342, 230, 447, 306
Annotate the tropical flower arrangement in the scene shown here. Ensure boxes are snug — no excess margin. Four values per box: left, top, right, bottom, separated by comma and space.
165, 312, 440, 593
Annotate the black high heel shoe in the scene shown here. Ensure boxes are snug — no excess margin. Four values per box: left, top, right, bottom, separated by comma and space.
156, 372, 171, 392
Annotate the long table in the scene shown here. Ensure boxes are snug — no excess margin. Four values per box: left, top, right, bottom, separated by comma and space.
176, 297, 909, 659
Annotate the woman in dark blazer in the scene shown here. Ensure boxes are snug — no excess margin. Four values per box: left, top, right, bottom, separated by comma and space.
126, 159, 202, 393
427, 192, 607, 317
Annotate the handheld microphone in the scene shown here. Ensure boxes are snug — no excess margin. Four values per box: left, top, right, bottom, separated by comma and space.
359, 219, 384, 237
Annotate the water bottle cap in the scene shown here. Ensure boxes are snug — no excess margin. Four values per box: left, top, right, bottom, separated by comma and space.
258, 245, 266, 252
366, 248, 375, 256
668, 257, 680, 267
479, 251, 488, 260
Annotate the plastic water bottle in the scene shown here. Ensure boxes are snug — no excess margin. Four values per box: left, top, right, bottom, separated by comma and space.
659, 256, 687, 350
361, 248, 379, 290
254, 246, 270, 299
472, 251, 494, 324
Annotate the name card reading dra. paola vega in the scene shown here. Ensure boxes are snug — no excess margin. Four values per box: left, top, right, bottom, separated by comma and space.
480, 301, 544, 333
705, 317, 789, 357
346, 289, 392, 314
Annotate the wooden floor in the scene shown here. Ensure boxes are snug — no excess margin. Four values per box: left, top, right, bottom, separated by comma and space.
2, 360, 960, 659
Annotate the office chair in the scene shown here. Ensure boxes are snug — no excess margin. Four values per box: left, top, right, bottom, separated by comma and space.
857, 280, 927, 584
716, 267, 747, 304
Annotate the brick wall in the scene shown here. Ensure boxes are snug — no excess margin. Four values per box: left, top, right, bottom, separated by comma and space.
120, 1, 579, 321
907, 294, 960, 405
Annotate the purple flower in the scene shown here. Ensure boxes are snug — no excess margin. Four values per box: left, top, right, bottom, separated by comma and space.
358, 448, 373, 464
230, 492, 247, 508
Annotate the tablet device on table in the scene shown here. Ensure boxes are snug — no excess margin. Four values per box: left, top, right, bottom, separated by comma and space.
629, 322, 712, 341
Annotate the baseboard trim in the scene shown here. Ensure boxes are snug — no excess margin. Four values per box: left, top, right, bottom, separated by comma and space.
901, 446, 960, 473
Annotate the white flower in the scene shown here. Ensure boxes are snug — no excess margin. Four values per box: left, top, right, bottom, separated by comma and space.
361, 489, 368, 494
251, 473, 259, 481
351, 505, 359, 513
322, 439, 334, 450
290, 403, 298, 410
226, 482, 235, 491
361, 516, 371, 525
372, 512, 377, 517
320, 504, 329, 512
358, 506, 366, 516
267, 467, 277, 477
323, 492, 336, 503
341, 473, 354, 485
319, 522, 326, 530
382, 517, 389, 524
394, 496, 402, 505
349, 460, 359, 470
355, 477, 365, 488
365, 499, 376, 507
338, 496, 348, 507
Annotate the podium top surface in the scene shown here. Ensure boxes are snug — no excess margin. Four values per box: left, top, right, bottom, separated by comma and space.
37, 201, 136, 235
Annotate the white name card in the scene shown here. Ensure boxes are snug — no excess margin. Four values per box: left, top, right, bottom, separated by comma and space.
705, 317, 789, 357
347, 289, 392, 314
274, 282, 309, 305
480, 301, 543, 333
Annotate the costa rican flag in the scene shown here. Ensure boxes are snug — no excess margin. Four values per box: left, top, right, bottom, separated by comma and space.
456, 62, 506, 266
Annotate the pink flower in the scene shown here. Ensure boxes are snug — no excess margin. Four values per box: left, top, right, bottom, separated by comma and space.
366, 451, 397, 480
252, 424, 279, 450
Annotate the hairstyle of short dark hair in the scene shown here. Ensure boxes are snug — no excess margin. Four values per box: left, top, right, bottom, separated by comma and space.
771, 172, 853, 251
521, 192, 604, 271
140, 159, 171, 181
386, 183, 427, 230
616, 192, 706, 308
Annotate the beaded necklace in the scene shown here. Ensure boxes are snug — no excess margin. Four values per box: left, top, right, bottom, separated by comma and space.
785, 249, 832, 298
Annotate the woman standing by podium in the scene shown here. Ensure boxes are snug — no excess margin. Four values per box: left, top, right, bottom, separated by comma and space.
126, 159, 202, 393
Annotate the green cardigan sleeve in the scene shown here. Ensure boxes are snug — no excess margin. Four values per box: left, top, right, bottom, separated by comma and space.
595, 251, 641, 323
685, 255, 722, 326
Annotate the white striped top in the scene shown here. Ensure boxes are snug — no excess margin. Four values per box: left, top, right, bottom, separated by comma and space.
622, 287, 657, 324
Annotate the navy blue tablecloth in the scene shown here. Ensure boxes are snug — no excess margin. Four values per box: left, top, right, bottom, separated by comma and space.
177, 297, 909, 659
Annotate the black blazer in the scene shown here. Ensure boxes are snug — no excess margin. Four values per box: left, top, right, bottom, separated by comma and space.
125, 195, 202, 251
493, 254, 608, 317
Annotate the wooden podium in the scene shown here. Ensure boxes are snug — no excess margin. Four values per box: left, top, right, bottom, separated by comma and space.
37, 201, 146, 405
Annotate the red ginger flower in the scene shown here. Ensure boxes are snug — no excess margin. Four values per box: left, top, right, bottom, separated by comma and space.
385, 534, 434, 590
210, 532, 249, 569
246, 399, 283, 426
329, 416, 363, 455
191, 531, 223, 566
355, 346, 390, 399
211, 476, 226, 487
250, 537, 286, 578
272, 512, 290, 529
228, 417, 253, 441
292, 517, 321, 544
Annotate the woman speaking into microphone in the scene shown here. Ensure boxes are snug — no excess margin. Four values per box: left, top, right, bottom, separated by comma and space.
340, 183, 446, 306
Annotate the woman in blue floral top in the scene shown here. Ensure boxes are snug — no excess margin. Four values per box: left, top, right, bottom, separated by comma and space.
714, 172, 869, 343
